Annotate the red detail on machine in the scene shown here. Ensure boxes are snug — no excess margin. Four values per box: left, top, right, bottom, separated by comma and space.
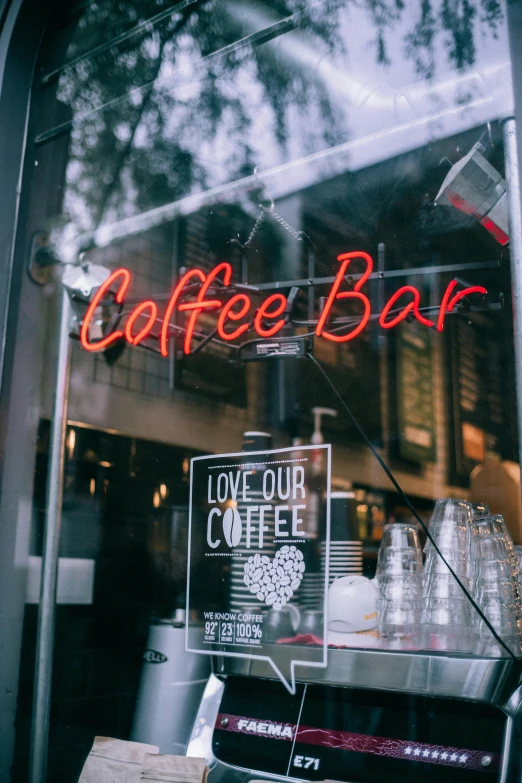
79, 253, 488, 356
215, 712, 499, 773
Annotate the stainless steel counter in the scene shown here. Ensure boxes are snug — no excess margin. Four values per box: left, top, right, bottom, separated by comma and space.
214, 644, 521, 707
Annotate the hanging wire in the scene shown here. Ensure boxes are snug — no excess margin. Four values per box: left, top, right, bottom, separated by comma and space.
306, 351, 518, 662
241, 210, 266, 248
240, 166, 312, 249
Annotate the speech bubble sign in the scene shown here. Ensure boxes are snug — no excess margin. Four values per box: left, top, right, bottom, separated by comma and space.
186, 444, 331, 694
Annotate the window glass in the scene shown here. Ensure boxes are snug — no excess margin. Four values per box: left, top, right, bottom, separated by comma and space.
12, 0, 522, 779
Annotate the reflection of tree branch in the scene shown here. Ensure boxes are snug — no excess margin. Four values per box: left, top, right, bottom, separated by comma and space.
405, 0, 436, 77
404, 0, 502, 77
96, 3, 208, 225
62, 0, 505, 230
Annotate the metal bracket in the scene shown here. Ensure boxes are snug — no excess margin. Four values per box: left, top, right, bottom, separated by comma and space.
27, 231, 61, 286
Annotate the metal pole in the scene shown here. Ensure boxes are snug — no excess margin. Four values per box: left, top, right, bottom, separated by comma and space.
498, 715, 514, 783
503, 118, 522, 513
29, 289, 72, 783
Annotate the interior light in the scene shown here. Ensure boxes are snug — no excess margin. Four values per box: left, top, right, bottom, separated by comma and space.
159, 483, 167, 499
153, 491, 161, 508
66, 429, 76, 458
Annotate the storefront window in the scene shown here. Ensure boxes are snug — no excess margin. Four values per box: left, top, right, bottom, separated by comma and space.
6, 0, 522, 780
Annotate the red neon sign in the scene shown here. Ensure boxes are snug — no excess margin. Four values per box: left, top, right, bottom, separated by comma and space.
80, 267, 130, 351
79, 252, 488, 356
315, 251, 373, 342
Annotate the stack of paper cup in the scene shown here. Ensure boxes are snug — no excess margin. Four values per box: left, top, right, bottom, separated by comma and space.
320, 541, 363, 584
321, 492, 362, 584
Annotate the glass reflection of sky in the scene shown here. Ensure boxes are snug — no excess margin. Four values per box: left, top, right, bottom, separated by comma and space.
45, 0, 512, 256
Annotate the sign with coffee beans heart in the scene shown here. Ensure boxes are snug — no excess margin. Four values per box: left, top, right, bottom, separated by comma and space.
186, 444, 331, 694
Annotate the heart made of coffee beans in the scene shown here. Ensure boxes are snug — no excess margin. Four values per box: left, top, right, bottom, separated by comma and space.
243, 545, 305, 609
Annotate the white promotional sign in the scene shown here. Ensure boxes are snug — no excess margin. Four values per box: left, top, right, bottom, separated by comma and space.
186, 445, 330, 693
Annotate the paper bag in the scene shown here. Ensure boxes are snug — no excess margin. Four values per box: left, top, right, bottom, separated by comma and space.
78, 737, 159, 782
140, 754, 209, 782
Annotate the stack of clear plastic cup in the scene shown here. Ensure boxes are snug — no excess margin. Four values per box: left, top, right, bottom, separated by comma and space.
469, 503, 490, 584
514, 546, 522, 574
489, 515, 521, 587
421, 499, 474, 651
376, 523, 423, 647
471, 515, 522, 656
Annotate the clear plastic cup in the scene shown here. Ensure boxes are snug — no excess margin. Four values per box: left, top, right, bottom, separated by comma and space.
476, 580, 520, 606
471, 503, 490, 519
424, 526, 468, 551
478, 596, 520, 623
423, 625, 474, 652
489, 515, 514, 550
424, 546, 468, 567
422, 580, 468, 600
378, 573, 421, 585
425, 499, 471, 537
474, 536, 511, 562
475, 558, 516, 581
428, 498, 471, 524
423, 573, 470, 590
420, 597, 470, 626
380, 522, 421, 549
376, 523, 423, 582
475, 635, 522, 657
423, 551, 467, 576
472, 516, 514, 558
475, 609, 521, 648
376, 547, 423, 576
379, 578, 422, 601
378, 598, 421, 628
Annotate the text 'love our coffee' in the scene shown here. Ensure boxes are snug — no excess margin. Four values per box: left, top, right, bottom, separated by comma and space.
186, 445, 331, 694
206, 465, 307, 550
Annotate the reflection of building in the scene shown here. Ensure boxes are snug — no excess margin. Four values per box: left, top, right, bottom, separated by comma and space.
1, 1, 522, 781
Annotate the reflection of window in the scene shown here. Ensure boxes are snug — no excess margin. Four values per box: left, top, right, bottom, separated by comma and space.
88, 227, 173, 395
36, 0, 512, 259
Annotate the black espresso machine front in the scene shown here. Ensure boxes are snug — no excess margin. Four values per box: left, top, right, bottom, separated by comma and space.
212, 675, 509, 782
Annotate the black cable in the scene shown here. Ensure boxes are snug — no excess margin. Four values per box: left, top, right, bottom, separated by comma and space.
306, 351, 518, 661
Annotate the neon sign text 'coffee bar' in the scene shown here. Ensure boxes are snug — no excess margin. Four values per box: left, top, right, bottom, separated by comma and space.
79, 251, 487, 355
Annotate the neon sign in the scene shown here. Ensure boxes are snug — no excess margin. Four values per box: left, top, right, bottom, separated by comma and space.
80, 251, 487, 355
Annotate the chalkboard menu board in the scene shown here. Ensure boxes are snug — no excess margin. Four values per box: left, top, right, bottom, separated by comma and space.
447, 313, 516, 483
396, 324, 436, 463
